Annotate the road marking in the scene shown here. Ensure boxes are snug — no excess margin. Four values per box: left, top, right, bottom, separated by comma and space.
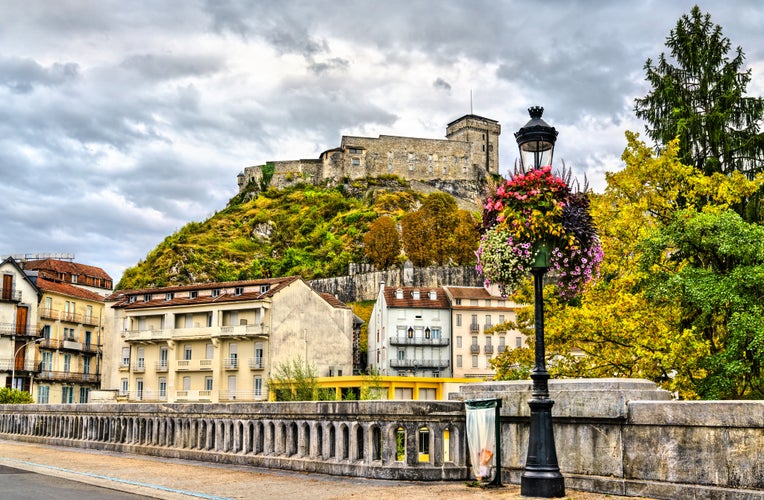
1, 457, 232, 500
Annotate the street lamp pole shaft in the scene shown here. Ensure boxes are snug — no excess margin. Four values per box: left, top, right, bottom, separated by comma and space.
520, 267, 565, 497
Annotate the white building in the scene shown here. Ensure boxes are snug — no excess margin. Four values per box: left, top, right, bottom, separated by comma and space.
368, 285, 452, 377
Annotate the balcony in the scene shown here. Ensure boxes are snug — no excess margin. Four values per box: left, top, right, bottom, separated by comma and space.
0, 358, 38, 372
0, 287, 22, 302
155, 361, 169, 372
36, 370, 100, 384
38, 338, 99, 354
132, 360, 146, 373
200, 359, 213, 370
389, 359, 450, 370
470, 345, 480, 354
122, 323, 270, 342
484, 345, 494, 354
40, 308, 98, 325
175, 359, 214, 371
248, 357, 265, 370
469, 323, 480, 333
389, 336, 450, 347
224, 358, 239, 370
175, 390, 213, 402
0, 323, 40, 338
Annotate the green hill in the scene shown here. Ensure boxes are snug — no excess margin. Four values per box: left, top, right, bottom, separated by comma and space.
117, 178, 424, 289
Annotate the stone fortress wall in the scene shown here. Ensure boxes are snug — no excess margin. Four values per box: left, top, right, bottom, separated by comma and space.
237, 114, 501, 193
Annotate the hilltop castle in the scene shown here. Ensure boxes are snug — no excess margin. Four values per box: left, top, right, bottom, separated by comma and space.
237, 114, 501, 194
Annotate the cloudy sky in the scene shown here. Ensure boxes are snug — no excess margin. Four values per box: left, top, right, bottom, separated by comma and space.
2, 1, 763, 283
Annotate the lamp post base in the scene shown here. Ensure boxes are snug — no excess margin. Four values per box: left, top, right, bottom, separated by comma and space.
521, 473, 565, 497
521, 396, 564, 497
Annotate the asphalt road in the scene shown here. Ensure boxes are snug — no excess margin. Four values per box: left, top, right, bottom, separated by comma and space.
0, 464, 152, 500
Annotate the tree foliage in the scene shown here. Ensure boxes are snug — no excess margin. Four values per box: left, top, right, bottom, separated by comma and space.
0, 387, 35, 404
363, 216, 401, 269
634, 6, 764, 178
268, 357, 323, 401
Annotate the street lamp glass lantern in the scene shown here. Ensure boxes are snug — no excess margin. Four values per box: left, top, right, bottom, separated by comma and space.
514, 106, 558, 170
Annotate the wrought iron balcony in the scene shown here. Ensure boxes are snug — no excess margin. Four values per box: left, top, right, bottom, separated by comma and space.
36, 370, 100, 384
0, 323, 40, 338
0, 287, 22, 302
389, 336, 450, 347
389, 359, 449, 369
38, 338, 99, 354
469, 323, 480, 333
470, 345, 480, 354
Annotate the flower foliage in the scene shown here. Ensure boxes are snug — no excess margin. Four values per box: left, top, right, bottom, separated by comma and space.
476, 166, 602, 298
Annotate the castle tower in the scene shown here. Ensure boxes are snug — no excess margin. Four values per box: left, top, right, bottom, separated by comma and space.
445, 115, 501, 175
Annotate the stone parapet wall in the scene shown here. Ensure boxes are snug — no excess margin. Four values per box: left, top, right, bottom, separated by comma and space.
2, 379, 763, 498
309, 265, 483, 303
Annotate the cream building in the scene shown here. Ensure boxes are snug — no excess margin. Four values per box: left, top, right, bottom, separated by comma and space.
103, 276, 353, 403
35, 277, 105, 403
443, 286, 525, 378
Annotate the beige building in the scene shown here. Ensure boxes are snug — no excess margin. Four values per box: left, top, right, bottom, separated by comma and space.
443, 286, 525, 379
238, 114, 501, 194
35, 277, 105, 403
103, 277, 354, 403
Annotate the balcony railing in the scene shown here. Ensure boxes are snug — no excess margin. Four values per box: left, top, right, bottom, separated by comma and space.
155, 361, 169, 372
0, 288, 22, 302
469, 323, 480, 333
36, 370, 100, 384
484, 345, 494, 354
175, 359, 214, 371
224, 358, 239, 370
389, 359, 449, 369
248, 357, 264, 370
40, 308, 98, 325
470, 345, 480, 354
133, 360, 146, 372
0, 323, 40, 338
38, 338, 99, 354
0, 358, 39, 372
122, 323, 270, 342
388, 336, 450, 347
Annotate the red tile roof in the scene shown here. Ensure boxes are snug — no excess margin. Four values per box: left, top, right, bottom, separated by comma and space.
36, 277, 104, 302
383, 286, 450, 309
23, 258, 112, 281
319, 292, 350, 309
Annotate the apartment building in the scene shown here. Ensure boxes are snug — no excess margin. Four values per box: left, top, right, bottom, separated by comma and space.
35, 277, 105, 403
368, 285, 452, 378
103, 276, 353, 403
444, 286, 525, 378
21, 257, 113, 297
0, 257, 41, 392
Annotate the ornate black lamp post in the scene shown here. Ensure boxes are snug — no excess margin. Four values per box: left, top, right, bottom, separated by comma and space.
514, 107, 565, 497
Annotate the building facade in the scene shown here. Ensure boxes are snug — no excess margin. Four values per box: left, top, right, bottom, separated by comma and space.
20, 257, 113, 297
237, 114, 501, 194
35, 277, 105, 403
103, 277, 353, 403
368, 285, 452, 378
443, 286, 524, 379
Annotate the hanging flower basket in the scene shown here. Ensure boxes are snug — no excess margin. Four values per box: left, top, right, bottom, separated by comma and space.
476, 166, 602, 299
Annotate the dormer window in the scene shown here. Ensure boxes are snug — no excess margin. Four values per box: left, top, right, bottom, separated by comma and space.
165, 292, 174, 301
190, 291, 198, 299
212, 289, 221, 297
234, 287, 244, 296
143, 294, 151, 302
429, 290, 437, 300
128, 296, 136, 303
412, 290, 420, 299
260, 284, 270, 294
72, 275, 78, 283
395, 289, 404, 299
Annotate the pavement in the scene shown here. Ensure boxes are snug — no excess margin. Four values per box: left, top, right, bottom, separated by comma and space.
0, 439, 650, 499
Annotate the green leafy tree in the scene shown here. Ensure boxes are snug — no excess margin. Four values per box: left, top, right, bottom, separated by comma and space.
363, 216, 401, 269
268, 357, 324, 401
634, 5, 764, 178
0, 387, 35, 404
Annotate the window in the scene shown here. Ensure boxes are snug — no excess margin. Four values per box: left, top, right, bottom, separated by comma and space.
159, 347, 168, 368
255, 342, 264, 368
63, 354, 71, 373
485, 315, 492, 328
143, 294, 151, 302
254, 376, 263, 397
72, 274, 78, 283
472, 355, 478, 367
205, 376, 213, 391
260, 284, 270, 293
212, 289, 221, 297
137, 347, 145, 368
62, 386, 73, 404
190, 290, 198, 299
37, 386, 50, 404
472, 336, 478, 346
183, 376, 191, 391
41, 352, 52, 371
136, 379, 143, 400
229, 343, 238, 368
456, 336, 462, 348
234, 287, 243, 296
516, 336, 523, 348
79, 387, 89, 403
184, 345, 192, 360
457, 355, 462, 368
205, 343, 214, 360
83, 357, 90, 374
228, 376, 237, 399
165, 292, 174, 301
351, 157, 360, 166
129, 296, 136, 303
456, 314, 462, 327
85, 305, 93, 321
499, 336, 506, 352
159, 378, 167, 397
398, 349, 405, 361
499, 314, 505, 324
121, 347, 130, 367
121, 378, 128, 396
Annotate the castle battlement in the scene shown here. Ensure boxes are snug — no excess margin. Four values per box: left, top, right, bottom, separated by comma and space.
237, 114, 501, 194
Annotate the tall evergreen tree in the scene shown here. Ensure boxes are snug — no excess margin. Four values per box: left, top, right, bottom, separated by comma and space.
634, 5, 764, 178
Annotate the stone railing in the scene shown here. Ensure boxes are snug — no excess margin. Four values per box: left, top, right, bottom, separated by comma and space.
0, 400, 467, 481
1, 379, 763, 498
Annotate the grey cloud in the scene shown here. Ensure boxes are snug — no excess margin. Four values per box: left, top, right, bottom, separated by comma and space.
121, 54, 225, 81
433, 78, 451, 92
308, 57, 350, 75
0, 57, 79, 93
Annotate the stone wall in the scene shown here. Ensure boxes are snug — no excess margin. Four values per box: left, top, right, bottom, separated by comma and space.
2, 379, 762, 498
308, 264, 484, 303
